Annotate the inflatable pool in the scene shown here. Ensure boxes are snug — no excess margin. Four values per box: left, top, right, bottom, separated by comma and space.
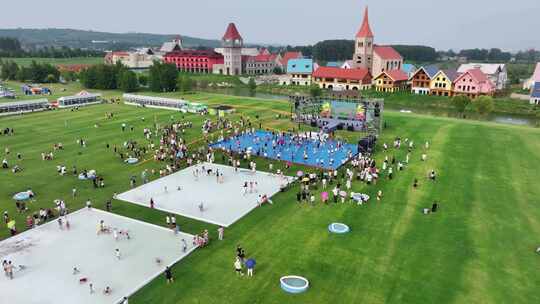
328, 223, 350, 234
78, 173, 96, 180
13, 192, 30, 201
352, 193, 370, 202
280, 275, 309, 294
125, 157, 139, 164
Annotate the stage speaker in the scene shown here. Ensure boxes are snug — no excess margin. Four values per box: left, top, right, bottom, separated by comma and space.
310, 121, 317, 127
337, 124, 343, 130
347, 125, 354, 131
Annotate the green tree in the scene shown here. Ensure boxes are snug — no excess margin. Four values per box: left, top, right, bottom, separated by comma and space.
180, 76, 193, 92
45, 74, 57, 83
148, 62, 162, 92
118, 70, 139, 92
138, 74, 148, 86
451, 95, 471, 117
0, 60, 19, 80
248, 77, 256, 92
149, 61, 177, 92
161, 63, 178, 92
310, 84, 322, 97
473, 96, 495, 116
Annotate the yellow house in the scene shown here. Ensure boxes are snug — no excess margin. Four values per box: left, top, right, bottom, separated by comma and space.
374, 70, 409, 93
430, 69, 459, 97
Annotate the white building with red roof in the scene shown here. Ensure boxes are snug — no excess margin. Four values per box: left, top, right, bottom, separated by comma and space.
219, 23, 244, 76
352, 7, 403, 77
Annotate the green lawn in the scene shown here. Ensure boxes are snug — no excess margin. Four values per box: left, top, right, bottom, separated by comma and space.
0, 93, 539, 303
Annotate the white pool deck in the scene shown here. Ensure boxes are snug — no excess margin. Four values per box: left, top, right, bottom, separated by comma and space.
0, 208, 196, 304
116, 163, 294, 227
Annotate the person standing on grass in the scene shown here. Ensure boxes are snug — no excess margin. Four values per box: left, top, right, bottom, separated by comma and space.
218, 226, 224, 240
377, 190, 383, 201
234, 257, 244, 276
86, 199, 92, 210
165, 266, 174, 284
245, 258, 256, 277
72, 188, 77, 198
166, 215, 171, 228
106, 200, 112, 212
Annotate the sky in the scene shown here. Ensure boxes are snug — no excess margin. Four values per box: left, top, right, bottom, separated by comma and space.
1, 0, 539, 51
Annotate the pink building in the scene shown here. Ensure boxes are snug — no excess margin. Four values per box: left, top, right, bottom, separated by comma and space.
452, 68, 495, 99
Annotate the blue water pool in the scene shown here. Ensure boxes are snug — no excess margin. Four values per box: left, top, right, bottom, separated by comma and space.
328, 223, 350, 234
280, 275, 309, 293
13, 192, 30, 201
209, 130, 358, 170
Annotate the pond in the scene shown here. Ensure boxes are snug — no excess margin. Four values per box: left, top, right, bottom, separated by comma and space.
201, 88, 539, 127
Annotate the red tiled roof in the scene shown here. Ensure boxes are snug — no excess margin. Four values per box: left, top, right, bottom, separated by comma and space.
56, 64, 92, 72
378, 69, 408, 82
164, 50, 223, 59
247, 54, 278, 62
313, 67, 371, 81
467, 68, 490, 83
373, 46, 402, 60
356, 7, 374, 38
222, 23, 243, 41
280, 51, 302, 66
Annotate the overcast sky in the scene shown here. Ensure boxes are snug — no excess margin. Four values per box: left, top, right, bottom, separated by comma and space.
1, 0, 538, 51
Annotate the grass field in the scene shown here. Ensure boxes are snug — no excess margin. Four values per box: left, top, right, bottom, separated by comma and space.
1, 57, 103, 67
0, 92, 539, 303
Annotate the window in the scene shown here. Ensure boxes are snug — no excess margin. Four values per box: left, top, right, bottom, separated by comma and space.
358, 42, 364, 48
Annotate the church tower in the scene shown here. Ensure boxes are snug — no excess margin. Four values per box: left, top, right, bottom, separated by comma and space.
353, 7, 374, 72
221, 23, 243, 76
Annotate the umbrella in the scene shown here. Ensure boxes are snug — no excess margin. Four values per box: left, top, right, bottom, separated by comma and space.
296, 171, 303, 177
245, 258, 256, 269
302, 177, 309, 182
321, 192, 329, 200
7, 220, 15, 229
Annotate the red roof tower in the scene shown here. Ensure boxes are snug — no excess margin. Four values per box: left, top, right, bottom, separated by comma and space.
222, 23, 243, 41
356, 7, 374, 38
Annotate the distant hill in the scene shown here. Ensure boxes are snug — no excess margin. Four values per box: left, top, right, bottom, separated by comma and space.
0, 28, 222, 50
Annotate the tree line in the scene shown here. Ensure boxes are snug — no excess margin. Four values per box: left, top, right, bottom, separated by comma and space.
0, 37, 103, 58
273, 40, 439, 63
78, 61, 204, 93
438, 48, 512, 62
0, 59, 60, 83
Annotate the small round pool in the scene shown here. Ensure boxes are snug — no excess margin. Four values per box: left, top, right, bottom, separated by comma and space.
13, 192, 30, 201
280, 275, 309, 294
328, 223, 350, 234
125, 157, 139, 164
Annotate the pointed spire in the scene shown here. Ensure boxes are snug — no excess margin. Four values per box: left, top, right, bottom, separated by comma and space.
222, 23, 243, 41
356, 6, 374, 38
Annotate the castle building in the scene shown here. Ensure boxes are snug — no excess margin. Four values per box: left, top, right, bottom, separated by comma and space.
352, 7, 403, 77
220, 23, 243, 76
